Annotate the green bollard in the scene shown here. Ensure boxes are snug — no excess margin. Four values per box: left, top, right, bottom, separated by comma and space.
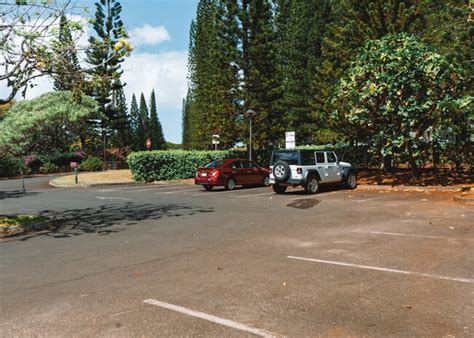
75, 167, 78, 184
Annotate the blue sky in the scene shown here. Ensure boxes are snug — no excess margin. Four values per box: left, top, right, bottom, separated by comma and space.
1, 0, 199, 144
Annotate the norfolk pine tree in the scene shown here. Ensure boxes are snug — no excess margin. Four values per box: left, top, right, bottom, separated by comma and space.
149, 90, 166, 150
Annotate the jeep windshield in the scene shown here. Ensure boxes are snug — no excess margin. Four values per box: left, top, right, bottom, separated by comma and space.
271, 151, 299, 165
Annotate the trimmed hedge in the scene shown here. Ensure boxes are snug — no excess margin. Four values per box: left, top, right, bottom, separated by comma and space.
127, 150, 236, 182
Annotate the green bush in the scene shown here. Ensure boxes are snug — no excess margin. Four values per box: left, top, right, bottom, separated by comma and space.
0, 156, 24, 177
39, 162, 59, 174
127, 150, 236, 182
39, 152, 85, 167
80, 156, 103, 172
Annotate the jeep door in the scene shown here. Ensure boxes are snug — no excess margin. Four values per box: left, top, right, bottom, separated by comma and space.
315, 152, 329, 183
325, 151, 342, 182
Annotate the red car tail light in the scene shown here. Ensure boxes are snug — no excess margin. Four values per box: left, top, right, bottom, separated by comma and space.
210, 169, 219, 177
296, 167, 302, 174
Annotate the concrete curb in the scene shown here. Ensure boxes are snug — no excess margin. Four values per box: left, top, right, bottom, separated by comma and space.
48, 178, 195, 188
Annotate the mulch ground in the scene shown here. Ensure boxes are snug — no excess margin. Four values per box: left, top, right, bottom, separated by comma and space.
357, 168, 473, 187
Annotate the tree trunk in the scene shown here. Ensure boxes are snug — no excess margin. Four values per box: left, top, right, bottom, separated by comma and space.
380, 155, 392, 172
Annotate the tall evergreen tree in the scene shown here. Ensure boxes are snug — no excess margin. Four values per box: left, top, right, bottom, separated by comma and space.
278, 0, 332, 144
149, 90, 166, 149
187, 0, 241, 149
129, 93, 142, 150
244, 0, 281, 149
139, 92, 150, 149
111, 82, 131, 148
86, 0, 128, 137
53, 14, 82, 92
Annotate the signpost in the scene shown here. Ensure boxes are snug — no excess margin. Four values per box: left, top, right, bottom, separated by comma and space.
285, 131, 296, 149
212, 134, 220, 151
70, 162, 78, 184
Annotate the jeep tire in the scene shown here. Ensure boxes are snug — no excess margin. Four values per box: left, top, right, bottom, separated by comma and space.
273, 160, 290, 182
304, 175, 319, 194
346, 172, 357, 189
272, 184, 287, 194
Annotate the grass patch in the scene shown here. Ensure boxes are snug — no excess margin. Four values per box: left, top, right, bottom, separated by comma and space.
0, 215, 50, 228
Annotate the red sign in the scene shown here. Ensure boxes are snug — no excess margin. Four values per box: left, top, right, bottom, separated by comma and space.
146, 138, 152, 150
70, 161, 78, 168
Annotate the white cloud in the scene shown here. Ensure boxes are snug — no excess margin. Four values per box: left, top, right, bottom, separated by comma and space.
130, 24, 171, 46
122, 51, 188, 109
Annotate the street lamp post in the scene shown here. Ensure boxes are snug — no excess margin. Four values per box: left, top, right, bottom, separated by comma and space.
245, 108, 256, 161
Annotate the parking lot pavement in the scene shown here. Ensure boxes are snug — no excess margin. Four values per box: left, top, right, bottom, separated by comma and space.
0, 180, 472, 337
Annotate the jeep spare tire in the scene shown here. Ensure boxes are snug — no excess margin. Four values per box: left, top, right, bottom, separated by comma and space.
273, 160, 290, 182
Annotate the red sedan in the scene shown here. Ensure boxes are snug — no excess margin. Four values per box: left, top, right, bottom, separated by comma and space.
195, 158, 270, 191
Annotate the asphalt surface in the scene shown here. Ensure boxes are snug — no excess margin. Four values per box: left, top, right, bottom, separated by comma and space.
0, 176, 473, 337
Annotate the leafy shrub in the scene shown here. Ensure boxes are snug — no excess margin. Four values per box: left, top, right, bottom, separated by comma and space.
39, 162, 59, 174
0, 155, 24, 177
127, 150, 236, 182
80, 156, 103, 172
39, 152, 85, 167
24, 154, 42, 172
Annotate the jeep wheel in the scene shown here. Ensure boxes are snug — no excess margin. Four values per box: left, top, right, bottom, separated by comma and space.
304, 175, 319, 194
346, 172, 357, 189
225, 178, 236, 190
272, 184, 287, 194
273, 161, 290, 182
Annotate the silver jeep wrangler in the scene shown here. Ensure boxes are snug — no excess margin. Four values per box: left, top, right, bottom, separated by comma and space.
269, 149, 357, 194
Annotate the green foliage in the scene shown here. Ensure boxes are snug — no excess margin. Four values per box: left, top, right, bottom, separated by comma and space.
0, 155, 24, 177
80, 156, 103, 172
0, 91, 98, 156
127, 150, 236, 182
336, 33, 471, 168
39, 162, 59, 174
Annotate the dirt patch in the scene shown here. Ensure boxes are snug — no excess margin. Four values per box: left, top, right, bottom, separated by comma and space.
286, 199, 321, 209
50, 169, 135, 186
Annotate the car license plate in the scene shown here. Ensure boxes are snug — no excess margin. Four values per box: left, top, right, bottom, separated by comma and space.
201, 172, 207, 177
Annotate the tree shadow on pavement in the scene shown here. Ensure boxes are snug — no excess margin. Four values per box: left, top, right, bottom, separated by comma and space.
0, 190, 40, 200
5, 202, 214, 241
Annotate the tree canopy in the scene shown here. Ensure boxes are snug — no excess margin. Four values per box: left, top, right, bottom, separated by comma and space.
336, 33, 472, 170
0, 91, 98, 156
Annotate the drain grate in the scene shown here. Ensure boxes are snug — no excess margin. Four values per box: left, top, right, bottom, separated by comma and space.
286, 199, 321, 209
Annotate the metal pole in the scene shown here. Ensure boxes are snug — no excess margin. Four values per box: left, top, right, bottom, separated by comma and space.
74, 168, 78, 184
249, 118, 252, 161
21, 170, 26, 193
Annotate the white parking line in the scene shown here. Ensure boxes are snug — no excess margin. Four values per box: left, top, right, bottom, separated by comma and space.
368, 231, 474, 241
160, 188, 202, 194
143, 299, 275, 337
96, 196, 131, 201
130, 186, 193, 193
191, 190, 240, 196
237, 192, 274, 199
287, 256, 474, 284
